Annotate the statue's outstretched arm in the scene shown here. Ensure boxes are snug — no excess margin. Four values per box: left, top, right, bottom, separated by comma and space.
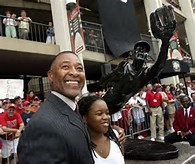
148, 5, 176, 77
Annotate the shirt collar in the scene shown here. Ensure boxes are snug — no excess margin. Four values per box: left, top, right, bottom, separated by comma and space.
184, 106, 191, 116
51, 91, 76, 111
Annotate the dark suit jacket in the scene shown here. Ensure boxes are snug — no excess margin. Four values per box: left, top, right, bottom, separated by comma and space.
18, 94, 94, 164
173, 107, 195, 133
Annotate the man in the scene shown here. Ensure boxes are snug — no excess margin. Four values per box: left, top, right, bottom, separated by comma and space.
28, 96, 40, 112
14, 96, 24, 115
18, 51, 124, 163
21, 101, 34, 126
0, 99, 11, 114
1, 103, 24, 164
146, 83, 165, 141
190, 92, 195, 107
165, 96, 195, 146
18, 10, 32, 40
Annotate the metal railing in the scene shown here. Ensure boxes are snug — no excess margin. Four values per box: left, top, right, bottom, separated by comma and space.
37, 0, 50, 3
111, 107, 150, 138
0, 14, 49, 43
82, 21, 106, 54
0, 14, 160, 57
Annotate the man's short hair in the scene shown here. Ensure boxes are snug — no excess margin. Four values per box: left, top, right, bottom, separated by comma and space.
50, 51, 78, 70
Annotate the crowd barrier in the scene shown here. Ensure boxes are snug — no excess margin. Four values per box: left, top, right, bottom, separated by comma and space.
111, 107, 150, 138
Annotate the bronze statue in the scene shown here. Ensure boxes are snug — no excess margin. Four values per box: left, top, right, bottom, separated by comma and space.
100, 5, 176, 114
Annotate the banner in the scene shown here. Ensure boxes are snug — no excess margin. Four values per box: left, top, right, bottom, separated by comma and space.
67, 1, 85, 55
97, 0, 141, 56
0, 79, 24, 99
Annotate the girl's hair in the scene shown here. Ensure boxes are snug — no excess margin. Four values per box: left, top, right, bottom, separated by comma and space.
78, 94, 103, 117
78, 95, 122, 152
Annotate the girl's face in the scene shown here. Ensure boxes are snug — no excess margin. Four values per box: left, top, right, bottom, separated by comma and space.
84, 100, 110, 134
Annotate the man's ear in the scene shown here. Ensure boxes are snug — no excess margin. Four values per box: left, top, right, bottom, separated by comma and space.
47, 70, 53, 82
83, 116, 87, 124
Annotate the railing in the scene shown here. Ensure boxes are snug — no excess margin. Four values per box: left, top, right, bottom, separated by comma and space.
111, 107, 150, 138
24, 0, 50, 3
166, 0, 181, 10
0, 14, 160, 57
37, 0, 50, 3
82, 21, 106, 54
0, 14, 49, 43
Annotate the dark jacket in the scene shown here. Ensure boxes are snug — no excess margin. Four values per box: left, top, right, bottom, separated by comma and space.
18, 94, 94, 164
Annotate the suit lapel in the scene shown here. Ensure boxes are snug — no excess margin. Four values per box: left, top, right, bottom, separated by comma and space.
47, 94, 89, 138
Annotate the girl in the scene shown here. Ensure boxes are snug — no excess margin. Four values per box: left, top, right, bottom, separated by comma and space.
78, 95, 124, 164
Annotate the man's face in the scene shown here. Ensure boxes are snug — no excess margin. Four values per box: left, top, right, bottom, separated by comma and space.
7, 107, 16, 117
191, 94, 195, 102
181, 96, 190, 109
15, 98, 22, 106
48, 53, 85, 101
21, 11, 26, 17
2, 103, 9, 110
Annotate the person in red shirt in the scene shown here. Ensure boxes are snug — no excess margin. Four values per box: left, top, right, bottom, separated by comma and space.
14, 96, 25, 115
29, 96, 40, 113
146, 83, 164, 141
25, 90, 35, 103
1, 103, 24, 164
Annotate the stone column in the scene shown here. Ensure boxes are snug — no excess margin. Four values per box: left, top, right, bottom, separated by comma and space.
178, 0, 195, 64
50, 0, 88, 94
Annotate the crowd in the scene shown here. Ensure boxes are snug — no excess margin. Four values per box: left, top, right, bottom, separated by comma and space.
1, 10, 55, 44
97, 81, 195, 146
0, 90, 41, 163
0, 51, 194, 164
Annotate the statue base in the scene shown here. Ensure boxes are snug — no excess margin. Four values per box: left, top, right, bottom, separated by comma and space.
124, 138, 179, 160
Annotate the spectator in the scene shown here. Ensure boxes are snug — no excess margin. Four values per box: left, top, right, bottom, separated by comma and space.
78, 95, 125, 163
25, 90, 34, 103
21, 101, 34, 126
14, 96, 24, 115
1, 99, 11, 112
190, 92, 195, 107
46, 21, 55, 44
0, 100, 4, 113
18, 10, 32, 40
111, 110, 123, 128
159, 85, 170, 133
165, 85, 176, 133
128, 93, 145, 139
3, 11, 17, 38
146, 83, 165, 141
1, 103, 24, 164
28, 96, 40, 112
165, 96, 195, 146
88, 29, 98, 52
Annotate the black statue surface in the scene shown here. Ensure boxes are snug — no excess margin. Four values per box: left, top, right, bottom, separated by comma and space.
124, 138, 179, 160
100, 5, 176, 114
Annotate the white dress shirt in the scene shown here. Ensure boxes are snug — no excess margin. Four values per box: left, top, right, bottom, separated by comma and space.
51, 91, 76, 111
